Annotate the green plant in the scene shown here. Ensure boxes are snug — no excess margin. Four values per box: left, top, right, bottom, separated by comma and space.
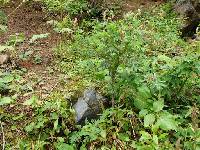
67, 103, 179, 149
0, 10, 8, 34
0, 71, 24, 98
2, 1, 200, 149
22, 91, 75, 149
42, 0, 88, 16
19, 50, 33, 61
33, 54, 42, 64
56, 3, 200, 107
7, 33, 25, 46
29, 33, 49, 44
49, 4, 200, 149
0, 0, 10, 5
69, 108, 135, 149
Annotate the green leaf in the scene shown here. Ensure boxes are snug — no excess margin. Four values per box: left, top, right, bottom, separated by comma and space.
118, 133, 130, 142
153, 100, 164, 112
2, 75, 14, 83
0, 24, 7, 33
153, 135, 158, 144
56, 143, 74, 150
0, 97, 14, 105
151, 124, 159, 134
55, 28, 72, 33
185, 107, 192, 118
54, 119, 59, 130
7, 33, 25, 45
157, 54, 171, 63
134, 86, 152, 110
100, 130, 106, 139
0, 11, 7, 24
139, 109, 148, 118
23, 95, 38, 106
29, 33, 49, 43
57, 137, 65, 143
139, 131, 151, 141
156, 113, 177, 131
144, 114, 155, 127
25, 122, 35, 132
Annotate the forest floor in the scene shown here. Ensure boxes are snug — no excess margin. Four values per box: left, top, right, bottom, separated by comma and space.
0, 0, 64, 101
0, 0, 164, 147
0, 0, 162, 107
0, 0, 64, 144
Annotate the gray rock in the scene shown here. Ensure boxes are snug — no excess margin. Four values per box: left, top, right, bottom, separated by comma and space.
174, 0, 199, 20
174, 0, 200, 38
0, 54, 9, 65
74, 88, 106, 124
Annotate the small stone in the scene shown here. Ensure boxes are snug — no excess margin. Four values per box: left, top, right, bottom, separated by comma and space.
0, 54, 9, 65
73, 88, 108, 124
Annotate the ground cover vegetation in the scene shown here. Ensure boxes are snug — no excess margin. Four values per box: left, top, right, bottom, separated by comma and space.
0, 0, 200, 149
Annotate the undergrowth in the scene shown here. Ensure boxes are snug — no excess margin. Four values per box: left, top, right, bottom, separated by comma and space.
0, 1, 200, 150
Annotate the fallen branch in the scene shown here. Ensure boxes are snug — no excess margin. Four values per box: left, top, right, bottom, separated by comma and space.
8, 0, 27, 17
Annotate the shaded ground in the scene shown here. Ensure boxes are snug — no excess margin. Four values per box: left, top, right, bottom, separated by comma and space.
123, 0, 163, 12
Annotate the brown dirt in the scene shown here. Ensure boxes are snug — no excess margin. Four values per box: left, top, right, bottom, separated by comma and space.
122, 0, 164, 12
0, 1, 62, 146
0, 0, 63, 100
0, 0, 60, 68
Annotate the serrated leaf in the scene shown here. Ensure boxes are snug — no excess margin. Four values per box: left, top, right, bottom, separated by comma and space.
144, 114, 155, 127
156, 113, 177, 131
134, 86, 152, 110
153, 100, 164, 112
29, 33, 49, 43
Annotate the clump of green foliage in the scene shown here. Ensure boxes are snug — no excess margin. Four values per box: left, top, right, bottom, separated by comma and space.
19, 91, 75, 149
41, 0, 123, 21
42, 0, 88, 15
1, 1, 200, 150
57, 4, 200, 107
0, 10, 8, 33
0, 0, 9, 5
52, 3, 199, 149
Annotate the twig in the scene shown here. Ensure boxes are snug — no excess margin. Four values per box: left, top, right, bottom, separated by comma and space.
129, 118, 136, 139
8, 0, 26, 17
0, 121, 5, 150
